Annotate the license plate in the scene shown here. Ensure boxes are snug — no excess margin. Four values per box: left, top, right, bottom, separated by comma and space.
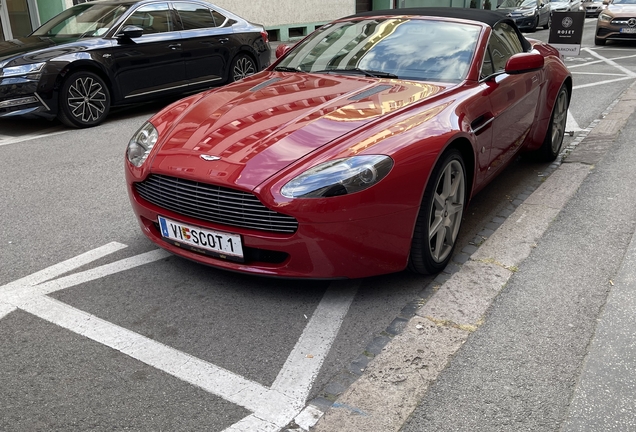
158, 216, 244, 262
620, 28, 636, 33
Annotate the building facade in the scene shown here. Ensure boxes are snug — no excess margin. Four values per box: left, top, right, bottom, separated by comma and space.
0, 0, 472, 42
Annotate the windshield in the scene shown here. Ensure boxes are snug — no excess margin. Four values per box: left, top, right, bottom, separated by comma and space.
499, 0, 536, 7
32, 4, 131, 38
276, 18, 481, 83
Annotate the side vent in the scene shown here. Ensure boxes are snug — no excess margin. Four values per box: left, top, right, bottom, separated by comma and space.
349, 84, 393, 101
249, 77, 282, 92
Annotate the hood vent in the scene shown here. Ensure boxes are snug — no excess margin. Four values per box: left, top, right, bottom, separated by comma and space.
249, 77, 282, 92
349, 84, 393, 101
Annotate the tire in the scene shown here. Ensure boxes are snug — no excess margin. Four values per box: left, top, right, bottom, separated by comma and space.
594, 36, 606, 46
229, 54, 257, 83
409, 149, 467, 275
537, 85, 570, 161
57, 71, 110, 128
530, 16, 539, 32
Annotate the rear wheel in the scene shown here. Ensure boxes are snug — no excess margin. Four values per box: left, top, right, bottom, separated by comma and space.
537, 85, 569, 161
409, 149, 466, 275
229, 54, 257, 83
57, 71, 110, 128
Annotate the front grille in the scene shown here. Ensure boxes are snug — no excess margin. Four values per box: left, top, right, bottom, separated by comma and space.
135, 174, 298, 234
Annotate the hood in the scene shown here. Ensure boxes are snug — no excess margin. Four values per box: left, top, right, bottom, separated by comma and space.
150, 72, 448, 190
0, 35, 90, 65
607, 3, 636, 13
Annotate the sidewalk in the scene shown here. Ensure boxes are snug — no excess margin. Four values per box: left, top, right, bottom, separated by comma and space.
305, 82, 636, 431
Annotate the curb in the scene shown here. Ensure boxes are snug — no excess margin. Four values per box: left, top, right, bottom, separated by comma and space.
287, 80, 636, 432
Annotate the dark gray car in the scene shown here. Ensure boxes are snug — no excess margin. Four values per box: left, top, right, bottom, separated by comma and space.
497, 0, 552, 31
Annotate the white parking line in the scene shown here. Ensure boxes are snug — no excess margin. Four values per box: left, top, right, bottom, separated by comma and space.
0, 302, 16, 320
581, 47, 636, 77
0, 129, 68, 147
0, 244, 359, 431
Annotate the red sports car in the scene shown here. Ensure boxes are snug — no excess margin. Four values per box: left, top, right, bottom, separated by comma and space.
125, 8, 571, 279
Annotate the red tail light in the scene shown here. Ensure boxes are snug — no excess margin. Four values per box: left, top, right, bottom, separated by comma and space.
261, 30, 269, 44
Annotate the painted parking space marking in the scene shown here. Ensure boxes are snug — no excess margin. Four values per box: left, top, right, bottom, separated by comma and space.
0, 128, 68, 147
0, 243, 358, 431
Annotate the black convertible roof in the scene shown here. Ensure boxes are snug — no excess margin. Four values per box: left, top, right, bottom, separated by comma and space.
347, 7, 510, 28
345, 7, 531, 51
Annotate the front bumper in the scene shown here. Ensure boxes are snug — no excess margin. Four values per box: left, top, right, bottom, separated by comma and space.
596, 22, 636, 42
0, 74, 56, 118
126, 174, 419, 279
512, 16, 538, 29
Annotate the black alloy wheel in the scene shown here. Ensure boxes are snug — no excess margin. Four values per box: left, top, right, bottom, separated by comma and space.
229, 54, 257, 82
537, 85, 570, 161
409, 149, 467, 275
58, 71, 110, 128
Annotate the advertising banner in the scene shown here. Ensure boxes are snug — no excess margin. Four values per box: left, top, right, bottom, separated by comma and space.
548, 11, 586, 57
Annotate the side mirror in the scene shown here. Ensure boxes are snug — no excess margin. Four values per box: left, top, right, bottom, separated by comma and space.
275, 44, 291, 58
505, 52, 544, 74
117, 25, 143, 39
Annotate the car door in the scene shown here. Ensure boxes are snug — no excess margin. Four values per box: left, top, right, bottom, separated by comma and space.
483, 22, 542, 179
172, 1, 231, 88
110, 2, 186, 99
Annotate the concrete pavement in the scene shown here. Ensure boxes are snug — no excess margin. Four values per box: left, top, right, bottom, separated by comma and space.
300, 82, 636, 431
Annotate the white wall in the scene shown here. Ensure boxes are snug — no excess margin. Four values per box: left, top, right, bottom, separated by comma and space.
62, 0, 355, 29
209, 0, 355, 26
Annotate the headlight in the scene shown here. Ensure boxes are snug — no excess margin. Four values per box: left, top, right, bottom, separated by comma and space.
522, 8, 537, 16
598, 12, 612, 21
127, 122, 158, 167
0, 62, 45, 78
281, 155, 393, 198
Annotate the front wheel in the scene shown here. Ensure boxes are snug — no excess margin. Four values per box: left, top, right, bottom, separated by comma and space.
57, 71, 110, 128
537, 85, 570, 161
229, 54, 257, 83
409, 149, 467, 275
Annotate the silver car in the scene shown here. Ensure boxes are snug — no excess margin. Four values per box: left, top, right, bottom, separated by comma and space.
582, 0, 604, 16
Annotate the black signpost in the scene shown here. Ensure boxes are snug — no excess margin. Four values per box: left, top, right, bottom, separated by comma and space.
548, 11, 586, 57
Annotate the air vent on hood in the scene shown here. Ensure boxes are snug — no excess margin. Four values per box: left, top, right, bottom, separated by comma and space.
249, 77, 282, 92
349, 85, 393, 101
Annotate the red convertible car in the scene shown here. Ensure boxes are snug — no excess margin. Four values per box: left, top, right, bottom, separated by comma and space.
125, 8, 572, 279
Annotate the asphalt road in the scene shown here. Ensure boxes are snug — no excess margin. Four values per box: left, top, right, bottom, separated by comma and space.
1, 17, 635, 431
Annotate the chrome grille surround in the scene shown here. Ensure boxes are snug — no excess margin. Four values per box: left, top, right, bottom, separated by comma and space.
135, 174, 298, 234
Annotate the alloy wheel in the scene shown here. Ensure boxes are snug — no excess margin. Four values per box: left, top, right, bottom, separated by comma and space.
67, 76, 108, 123
232, 56, 256, 81
550, 88, 569, 154
427, 159, 465, 263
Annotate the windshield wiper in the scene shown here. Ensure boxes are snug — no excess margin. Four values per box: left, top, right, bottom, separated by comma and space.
273, 66, 302, 72
314, 68, 398, 78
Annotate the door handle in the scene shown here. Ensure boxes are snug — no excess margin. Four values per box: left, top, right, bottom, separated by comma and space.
218, 38, 229, 43
168, 43, 181, 50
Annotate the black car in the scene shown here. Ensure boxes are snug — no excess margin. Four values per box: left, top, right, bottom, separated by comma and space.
497, 0, 552, 31
0, 0, 270, 127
